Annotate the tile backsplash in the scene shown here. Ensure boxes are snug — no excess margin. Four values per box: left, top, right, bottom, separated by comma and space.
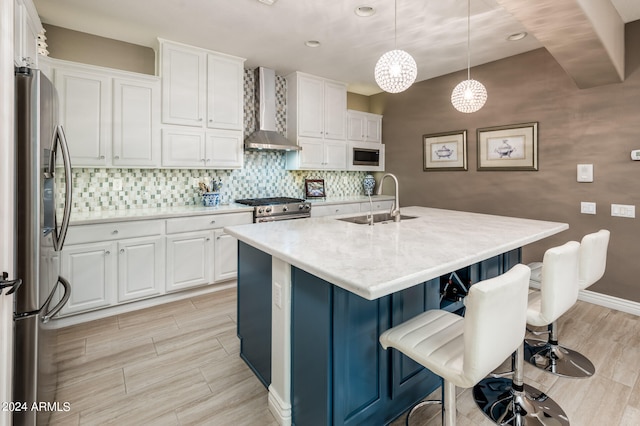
62, 69, 368, 213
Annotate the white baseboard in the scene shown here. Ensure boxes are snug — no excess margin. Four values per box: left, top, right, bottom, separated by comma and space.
268, 385, 292, 426
579, 289, 640, 316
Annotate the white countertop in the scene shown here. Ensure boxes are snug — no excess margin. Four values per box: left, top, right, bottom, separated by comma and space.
224, 206, 569, 300
67, 195, 395, 225
69, 204, 254, 225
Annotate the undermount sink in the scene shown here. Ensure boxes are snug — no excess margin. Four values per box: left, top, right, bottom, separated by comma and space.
337, 213, 418, 225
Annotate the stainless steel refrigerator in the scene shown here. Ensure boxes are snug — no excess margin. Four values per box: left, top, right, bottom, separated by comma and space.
14, 66, 72, 426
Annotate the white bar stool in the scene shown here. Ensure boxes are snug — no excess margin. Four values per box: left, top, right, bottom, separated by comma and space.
379, 264, 531, 425
474, 241, 579, 425
525, 229, 610, 378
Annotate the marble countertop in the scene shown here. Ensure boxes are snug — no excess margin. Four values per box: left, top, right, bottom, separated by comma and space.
224, 206, 569, 300
68, 195, 395, 225
69, 204, 254, 225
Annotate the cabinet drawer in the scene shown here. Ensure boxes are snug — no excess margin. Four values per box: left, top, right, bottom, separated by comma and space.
66, 220, 164, 245
166, 212, 252, 234
310, 203, 361, 218
360, 200, 393, 212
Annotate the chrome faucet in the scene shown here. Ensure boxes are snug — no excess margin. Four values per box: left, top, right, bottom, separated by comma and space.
376, 173, 401, 222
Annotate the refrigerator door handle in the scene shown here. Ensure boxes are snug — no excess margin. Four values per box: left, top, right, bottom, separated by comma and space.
49, 125, 73, 252
0, 271, 23, 296
41, 276, 71, 323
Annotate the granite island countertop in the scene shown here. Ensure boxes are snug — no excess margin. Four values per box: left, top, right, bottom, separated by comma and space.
224, 206, 569, 300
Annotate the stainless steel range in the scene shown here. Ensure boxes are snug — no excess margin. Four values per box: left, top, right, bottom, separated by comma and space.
235, 197, 312, 223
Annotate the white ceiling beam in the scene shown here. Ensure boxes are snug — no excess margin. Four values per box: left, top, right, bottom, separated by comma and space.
495, 0, 625, 88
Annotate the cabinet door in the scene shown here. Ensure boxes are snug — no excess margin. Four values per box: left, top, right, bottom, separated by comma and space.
118, 236, 165, 302
206, 129, 243, 168
161, 42, 207, 126
161, 128, 206, 168
60, 242, 116, 315
297, 138, 325, 169
214, 230, 238, 282
113, 77, 161, 167
166, 231, 213, 292
323, 81, 347, 140
207, 54, 244, 130
347, 112, 366, 142
365, 114, 382, 143
323, 139, 347, 170
55, 67, 111, 166
297, 75, 325, 138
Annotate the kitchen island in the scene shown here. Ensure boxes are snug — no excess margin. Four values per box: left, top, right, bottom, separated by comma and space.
224, 206, 568, 425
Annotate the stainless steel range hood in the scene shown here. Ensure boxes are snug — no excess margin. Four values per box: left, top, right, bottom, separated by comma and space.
245, 67, 301, 151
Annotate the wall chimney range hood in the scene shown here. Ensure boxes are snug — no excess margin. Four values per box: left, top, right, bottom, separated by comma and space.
244, 67, 301, 151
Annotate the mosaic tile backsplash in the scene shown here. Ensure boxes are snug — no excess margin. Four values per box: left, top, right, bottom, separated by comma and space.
61, 69, 368, 213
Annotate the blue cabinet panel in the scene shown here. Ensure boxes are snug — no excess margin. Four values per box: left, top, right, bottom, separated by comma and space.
237, 242, 272, 387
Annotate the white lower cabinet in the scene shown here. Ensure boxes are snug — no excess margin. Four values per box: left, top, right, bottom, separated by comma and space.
166, 230, 214, 292
60, 241, 117, 315
214, 229, 238, 282
118, 236, 165, 302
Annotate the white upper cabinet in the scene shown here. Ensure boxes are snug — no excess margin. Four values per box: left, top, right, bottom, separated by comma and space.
160, 41, 207, 127
347, 110, 382, 143
55, 64, 112, 167
14, 0, 42, 68
207, 54, 244, 130
113, 77, 161, 167
287, 72, 347, 142
160, 39, 245, 131
285, 137, 347, 171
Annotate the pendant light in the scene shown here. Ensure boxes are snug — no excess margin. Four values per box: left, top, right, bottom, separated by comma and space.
374, 0, 417, 93
451, 0, 487, 113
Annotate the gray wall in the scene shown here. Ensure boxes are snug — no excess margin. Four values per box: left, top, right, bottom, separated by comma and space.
373, 21, 640, 302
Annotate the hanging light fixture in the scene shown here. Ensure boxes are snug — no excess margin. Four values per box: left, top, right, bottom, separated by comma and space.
374, 0, 417, 93
451, 0, 487, 113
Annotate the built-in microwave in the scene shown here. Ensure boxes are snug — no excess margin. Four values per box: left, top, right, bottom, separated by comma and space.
348, 141, 385, 171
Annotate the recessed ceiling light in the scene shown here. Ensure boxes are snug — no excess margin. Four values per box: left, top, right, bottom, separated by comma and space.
258, 0, 277, 5
507, 32, 527, 41
305, 40, 321, 48
355, 6, 376, 17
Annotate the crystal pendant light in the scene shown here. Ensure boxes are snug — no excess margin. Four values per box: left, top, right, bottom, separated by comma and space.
451, 0, 487, 113
374, 0, 417, 93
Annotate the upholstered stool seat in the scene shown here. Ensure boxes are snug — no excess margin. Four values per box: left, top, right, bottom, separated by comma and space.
474, 241, 579, 425
380, 264, 531, 425
525, 230, 610, 378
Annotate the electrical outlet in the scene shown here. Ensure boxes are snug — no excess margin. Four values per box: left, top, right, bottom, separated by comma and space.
192, 178, 200, 188
577, 164, 593, 182
112, 178, 123, 191
343, 176, 348, 185
273, 282, 282, 309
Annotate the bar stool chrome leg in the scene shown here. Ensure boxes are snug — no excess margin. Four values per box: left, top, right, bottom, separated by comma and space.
473, 344, 570, 425
524, 322, 595, 378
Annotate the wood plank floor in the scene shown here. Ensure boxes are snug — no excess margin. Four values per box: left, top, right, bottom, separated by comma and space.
50, 287, 640, 425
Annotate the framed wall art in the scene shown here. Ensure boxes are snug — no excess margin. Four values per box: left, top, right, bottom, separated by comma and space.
304, 179, 326, 198
423, 130, 467, 171
477, 122, 538, 171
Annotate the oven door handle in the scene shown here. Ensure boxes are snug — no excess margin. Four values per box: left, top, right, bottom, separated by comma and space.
256, 214, 310, 223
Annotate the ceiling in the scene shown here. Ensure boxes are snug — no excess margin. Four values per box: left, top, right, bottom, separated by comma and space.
33, 0, 640, 95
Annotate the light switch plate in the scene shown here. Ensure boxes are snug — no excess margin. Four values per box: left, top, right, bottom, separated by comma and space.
112, 178, 123, 191
632, 149, 640, 161
611, 204, 636, 218
580, 202, 596, 214
577, 164, 593, 182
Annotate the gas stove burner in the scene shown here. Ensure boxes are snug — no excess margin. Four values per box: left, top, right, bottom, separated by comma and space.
235, 197, 305, 207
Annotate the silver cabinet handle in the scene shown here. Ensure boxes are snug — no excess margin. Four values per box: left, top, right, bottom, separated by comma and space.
105, 250, 111, 255
210, 220, 216, 224
206, 238, 211, 241
120, 249, 125, 254
114, 155, 120, 159
100, 155, 105, 159
112, 230, 119, 235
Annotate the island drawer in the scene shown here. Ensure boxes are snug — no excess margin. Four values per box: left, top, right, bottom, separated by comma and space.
65, 220, 164, 245
311, 203, 361, 218
360, 200, 393, 212
166, 212, 252, 234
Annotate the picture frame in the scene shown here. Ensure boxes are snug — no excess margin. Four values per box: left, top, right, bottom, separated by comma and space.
304, 179, 326, 198
423, 130, 467, 171
477, 122, 538, 171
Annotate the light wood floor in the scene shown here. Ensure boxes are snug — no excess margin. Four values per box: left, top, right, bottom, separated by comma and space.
50, 287, 640, 425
